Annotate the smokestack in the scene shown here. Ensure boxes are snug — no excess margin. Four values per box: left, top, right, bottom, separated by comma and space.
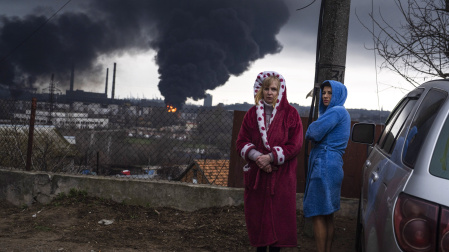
111, 63, 116, 99
104, 68, 109, 97
204, 94, 212, 107
70, 63, 74, 91
49, 74, 55, 121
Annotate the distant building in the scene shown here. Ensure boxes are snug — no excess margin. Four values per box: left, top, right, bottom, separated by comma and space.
204, 94, 212, 107
176, 159, 229, 186
0, 124, 76, 171
66, 90, 108, 103
13, 110, 109, 129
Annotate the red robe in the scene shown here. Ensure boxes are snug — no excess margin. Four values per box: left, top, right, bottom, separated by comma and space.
236, 71, 303, 247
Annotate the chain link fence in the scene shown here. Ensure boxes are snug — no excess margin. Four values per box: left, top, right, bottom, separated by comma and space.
0, 98, 234, 186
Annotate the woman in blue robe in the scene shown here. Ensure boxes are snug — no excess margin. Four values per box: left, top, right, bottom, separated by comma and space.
303, 80, 351, 252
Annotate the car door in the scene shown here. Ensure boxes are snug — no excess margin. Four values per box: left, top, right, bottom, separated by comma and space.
361, 90, 422, 251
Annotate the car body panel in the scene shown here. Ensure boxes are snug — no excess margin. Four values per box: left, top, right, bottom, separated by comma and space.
362, 146, 412, 250
354, 79, 449, 252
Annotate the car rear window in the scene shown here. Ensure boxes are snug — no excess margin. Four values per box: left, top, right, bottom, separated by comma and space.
382, 99, 416, 154
378, 98, 417, 154
430, 111, 449, 179
403, 89, 448, 168
377, 88, 424, 155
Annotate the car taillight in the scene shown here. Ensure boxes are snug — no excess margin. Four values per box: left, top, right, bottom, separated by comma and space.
394, 193, 438, 252
439, 207, 449, 252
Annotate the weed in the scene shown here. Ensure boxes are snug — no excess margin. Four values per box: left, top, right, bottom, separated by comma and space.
54, 192, 66, 200
68, 188, 87, 198
34, 224, 52, 231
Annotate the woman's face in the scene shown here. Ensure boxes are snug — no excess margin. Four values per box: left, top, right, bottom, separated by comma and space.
263, 80, 278, 104
322, 86, 332, 106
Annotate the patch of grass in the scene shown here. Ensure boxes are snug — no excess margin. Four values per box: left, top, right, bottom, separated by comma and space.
34, 224, 52, 231
54, 192, 67, 200
52, 189, 89, 205
68, 188, 87, 198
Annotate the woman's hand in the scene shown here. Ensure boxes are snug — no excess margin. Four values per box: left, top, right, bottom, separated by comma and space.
256, 154, 272, 173
256, 154, 271, 168
262, 164, 273, 173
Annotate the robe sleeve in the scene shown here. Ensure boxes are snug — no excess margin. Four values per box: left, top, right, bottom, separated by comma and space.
248, 149, 262, 161
236, 109, 257, 162
271, 109, 303, 166
305, 107, 344, 143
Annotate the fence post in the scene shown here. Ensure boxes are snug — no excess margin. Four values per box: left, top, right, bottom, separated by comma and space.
96, 151, 100, 174
26, 98, 37, 171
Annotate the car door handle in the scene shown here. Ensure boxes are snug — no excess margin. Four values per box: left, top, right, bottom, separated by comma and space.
365, 160, 371, 168
370, 171, 379, 182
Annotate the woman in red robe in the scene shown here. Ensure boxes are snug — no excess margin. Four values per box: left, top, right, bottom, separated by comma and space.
236, 71, 303, 251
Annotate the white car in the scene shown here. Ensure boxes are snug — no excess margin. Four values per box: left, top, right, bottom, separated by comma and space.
351, 79, 449, 252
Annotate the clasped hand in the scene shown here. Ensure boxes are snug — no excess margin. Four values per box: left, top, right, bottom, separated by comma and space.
256, 154, 273, 173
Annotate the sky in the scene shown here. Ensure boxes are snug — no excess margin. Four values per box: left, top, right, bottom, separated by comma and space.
0, 0, 423, 111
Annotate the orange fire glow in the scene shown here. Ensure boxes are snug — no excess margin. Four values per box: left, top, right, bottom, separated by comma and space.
166, 105, 177, 113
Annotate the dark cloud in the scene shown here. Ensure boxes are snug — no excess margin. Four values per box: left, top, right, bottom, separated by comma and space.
350, 0, 405, 45
0, 0, 290, 107
279, 0, 403, 55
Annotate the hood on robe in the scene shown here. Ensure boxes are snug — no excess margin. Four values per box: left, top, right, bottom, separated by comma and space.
318, 80, 347, 115
253, 71, 288, 150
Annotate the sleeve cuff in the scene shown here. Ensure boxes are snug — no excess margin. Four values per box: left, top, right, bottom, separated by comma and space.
272, 146, 285, 165
240, 143, 256, 160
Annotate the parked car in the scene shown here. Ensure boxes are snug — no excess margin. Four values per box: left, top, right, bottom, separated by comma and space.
351, 79, 449, 252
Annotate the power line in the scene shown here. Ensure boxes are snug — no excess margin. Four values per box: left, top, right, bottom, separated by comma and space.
296, 0, 318, 11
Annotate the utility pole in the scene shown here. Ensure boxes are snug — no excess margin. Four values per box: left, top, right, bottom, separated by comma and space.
303, 0, 351, 237
44, 73, 60, 124
310, 0, 351, 118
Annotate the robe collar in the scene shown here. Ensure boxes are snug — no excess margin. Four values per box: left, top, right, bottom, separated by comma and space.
253, 71, 287, 150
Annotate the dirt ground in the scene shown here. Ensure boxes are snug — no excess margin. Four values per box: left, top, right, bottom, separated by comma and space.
0, 192, 357, 252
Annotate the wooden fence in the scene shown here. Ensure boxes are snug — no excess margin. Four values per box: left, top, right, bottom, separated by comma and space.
228, 110, 383, 199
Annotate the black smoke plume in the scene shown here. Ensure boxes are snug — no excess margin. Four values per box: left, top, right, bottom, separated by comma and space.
0, 0, 289, 107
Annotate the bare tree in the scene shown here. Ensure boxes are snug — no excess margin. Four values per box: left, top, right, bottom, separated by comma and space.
361, 0, 449, 86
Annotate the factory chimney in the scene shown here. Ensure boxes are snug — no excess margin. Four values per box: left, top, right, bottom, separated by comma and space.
111, 63, 116, 99
104, 68, 109, 98
69, 63, 75, 91
204, 94, 212, 107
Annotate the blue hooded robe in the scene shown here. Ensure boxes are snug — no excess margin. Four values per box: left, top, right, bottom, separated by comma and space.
303, 80, 351, 218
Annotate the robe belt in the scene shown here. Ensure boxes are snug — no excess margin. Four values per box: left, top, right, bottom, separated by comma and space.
314, 144, 344, 155
270, 171, 276, 195
252, 167, 277, 196
253, 169, 261, 190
